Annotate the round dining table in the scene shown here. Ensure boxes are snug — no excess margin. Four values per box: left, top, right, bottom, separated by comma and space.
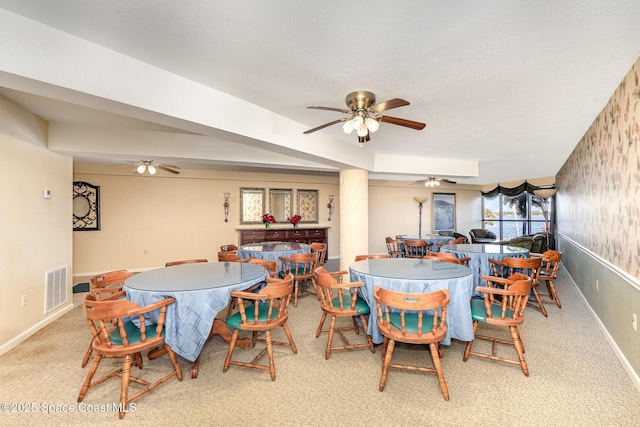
124, 262, 268, 378
440, 243, 530, 292
349, 257, 475, 345
237, 241, 311, 270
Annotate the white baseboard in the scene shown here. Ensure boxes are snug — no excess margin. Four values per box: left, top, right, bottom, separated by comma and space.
0, 302, 75, 357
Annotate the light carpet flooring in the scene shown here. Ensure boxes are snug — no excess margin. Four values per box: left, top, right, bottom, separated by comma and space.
1, 265, 639, 427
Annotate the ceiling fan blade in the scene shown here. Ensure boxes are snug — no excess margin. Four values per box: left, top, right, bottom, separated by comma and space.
303, 118, 348, 134
368, 98, 410, 113
157, 165, 180, 174
160, 163, 180, 170
440, 178, 457, 184
307, 106, 352, 114
379, 115, 426, 130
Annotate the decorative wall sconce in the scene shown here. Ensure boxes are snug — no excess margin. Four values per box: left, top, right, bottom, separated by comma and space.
327, 195, 335, 221
223, 192, 230, 222
414, 196, 427, 239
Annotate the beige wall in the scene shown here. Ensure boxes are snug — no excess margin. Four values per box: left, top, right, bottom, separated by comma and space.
73, 165, 341, 275
0, 96, 73, 350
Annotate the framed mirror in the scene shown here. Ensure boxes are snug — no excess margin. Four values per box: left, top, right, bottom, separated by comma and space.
73, 181, 100, 231
297, 189, 319, 223
270, 189, 293, 223
240, 187, 265, 224
432, 193, 456, 232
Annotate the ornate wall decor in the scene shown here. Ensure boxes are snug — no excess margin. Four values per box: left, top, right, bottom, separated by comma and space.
269, 188, 293, 222
73, 181, 100, 231
240, 187, 265, 224
297, 189, 319, 223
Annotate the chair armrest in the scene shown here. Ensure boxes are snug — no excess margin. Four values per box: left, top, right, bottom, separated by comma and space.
126, 297, 176, 316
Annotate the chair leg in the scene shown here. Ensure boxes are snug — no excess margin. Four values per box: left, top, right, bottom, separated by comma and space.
546, 279, 562, 308
281, 323, 298, 354
293, 280, 300, 308
118, 354, 132, 419
223, 330, 239, 373
429, 342, 449, 401
463, 321, 478, 362
78, 354, 103, 402
81, 339, 93, 368
165, 345, 183, 381
379, 339, 396, 391
265, 330, 276, 381
315, 312, 327, 338
510, 326, 529, 376
325, 315, 337, 359
529, 286, 548, 317
359, 315, 375, 354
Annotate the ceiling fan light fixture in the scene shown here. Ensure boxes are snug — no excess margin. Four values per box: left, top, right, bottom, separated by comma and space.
365, 117, 380, 133
357, 125, 368, 137
342, 120, 354, 134
147, 165, 157, 175
351, 115, 364, 130
136, 164, 147, 174
424, 177, 440, 187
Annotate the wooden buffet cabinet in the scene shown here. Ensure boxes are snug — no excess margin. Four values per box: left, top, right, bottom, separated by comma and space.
238, 227, 329, 252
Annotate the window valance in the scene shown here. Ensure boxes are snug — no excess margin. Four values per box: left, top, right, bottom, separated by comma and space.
482, 181, 553, 198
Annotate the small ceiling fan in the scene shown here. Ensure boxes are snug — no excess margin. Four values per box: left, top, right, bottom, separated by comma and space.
414, 177, 457, 187
303, 90, 426, 144
133, 159, 180, 175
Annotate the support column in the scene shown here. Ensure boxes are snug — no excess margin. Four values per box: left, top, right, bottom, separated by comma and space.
339, 169, 369, 271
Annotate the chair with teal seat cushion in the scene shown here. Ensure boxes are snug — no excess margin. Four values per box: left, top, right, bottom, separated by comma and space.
78, 293, 182, 419
373, 286, 450, 400
463, 273, 532, 376
279, 252, 317, 308
223, 274, 297, 381
314, 268, 375, 360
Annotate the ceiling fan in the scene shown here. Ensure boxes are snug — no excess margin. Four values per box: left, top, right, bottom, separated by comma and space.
133, 159, 180, 175
414, 177, 457, 187
303, 90, 426, 144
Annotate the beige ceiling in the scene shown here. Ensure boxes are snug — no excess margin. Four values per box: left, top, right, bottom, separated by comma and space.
1, 1, 639, 185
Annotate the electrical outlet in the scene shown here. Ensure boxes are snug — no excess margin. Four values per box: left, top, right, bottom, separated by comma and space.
21, 295, 27, 307
596, 280, 599, 291
633, 313, 637, 331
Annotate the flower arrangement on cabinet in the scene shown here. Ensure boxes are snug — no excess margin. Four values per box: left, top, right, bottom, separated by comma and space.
262, 213, 276, 229
288, 214, 302, 228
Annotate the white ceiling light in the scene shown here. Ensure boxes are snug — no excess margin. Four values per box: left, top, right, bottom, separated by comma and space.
424, 177, 440, 187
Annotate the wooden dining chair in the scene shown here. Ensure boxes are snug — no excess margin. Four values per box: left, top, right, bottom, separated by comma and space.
81, 270, 133, 367
218, 251, 252, 262
310, 242, 327, 266
223, 274, 297, 381
533, 250, 562, 308
463, 273, 532, 376
385, 237, 402, 258
355, 254, 390, 261
165, 258, 208, 267
78, 293, 183, 419
279, 252, 317, 307
488, 256, 546, 316
314, 267, 375, 359
374, 286, 451, 399
403, 239, 431, 258
223, 258, 278, 319
220, 244, 238, 253
425, 251, 470, 266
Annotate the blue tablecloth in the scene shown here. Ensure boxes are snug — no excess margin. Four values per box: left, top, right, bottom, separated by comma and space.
440, 244, 530, 293
237, 242, 311, 270
400, 235, 455, 253
124, 262, 267, 362
349, 258, 475, 345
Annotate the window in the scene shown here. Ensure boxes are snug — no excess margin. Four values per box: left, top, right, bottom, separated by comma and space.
482, 192, 548, 240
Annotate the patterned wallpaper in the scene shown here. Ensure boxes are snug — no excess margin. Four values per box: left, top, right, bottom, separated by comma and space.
556, 57, 640, 277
